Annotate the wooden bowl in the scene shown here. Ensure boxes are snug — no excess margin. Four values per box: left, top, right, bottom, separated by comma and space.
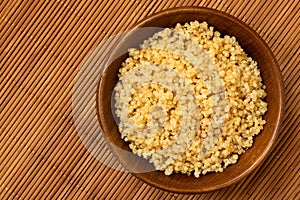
96, 7, 284, 193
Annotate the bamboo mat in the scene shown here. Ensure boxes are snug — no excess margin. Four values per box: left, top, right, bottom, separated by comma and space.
1, 0, 299, 199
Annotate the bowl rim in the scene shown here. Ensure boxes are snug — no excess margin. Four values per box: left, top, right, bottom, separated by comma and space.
96, 6, 285, 193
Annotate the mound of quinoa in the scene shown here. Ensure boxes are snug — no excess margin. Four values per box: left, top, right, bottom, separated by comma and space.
113, 21, 267, 177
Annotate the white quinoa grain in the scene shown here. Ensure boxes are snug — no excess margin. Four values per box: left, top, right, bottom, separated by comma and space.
113, 21, 267, 177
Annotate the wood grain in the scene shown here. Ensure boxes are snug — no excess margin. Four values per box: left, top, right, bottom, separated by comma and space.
98, 7, 284, 194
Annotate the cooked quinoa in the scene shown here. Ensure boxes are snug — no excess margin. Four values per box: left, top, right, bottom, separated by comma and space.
113, 21, 267, 177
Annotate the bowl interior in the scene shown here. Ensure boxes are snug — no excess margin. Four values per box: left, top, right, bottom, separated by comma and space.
97, 7, 284, 193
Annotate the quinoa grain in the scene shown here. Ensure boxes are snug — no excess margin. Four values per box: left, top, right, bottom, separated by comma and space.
113, 21, 267, 177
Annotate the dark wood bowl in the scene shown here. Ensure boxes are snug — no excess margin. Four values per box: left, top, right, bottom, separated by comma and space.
96, 7, 284, 193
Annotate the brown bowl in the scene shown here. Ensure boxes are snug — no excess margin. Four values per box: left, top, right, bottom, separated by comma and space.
96, 7, 284, 193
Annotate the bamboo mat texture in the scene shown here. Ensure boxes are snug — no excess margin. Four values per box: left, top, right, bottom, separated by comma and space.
1, 0, 299, 199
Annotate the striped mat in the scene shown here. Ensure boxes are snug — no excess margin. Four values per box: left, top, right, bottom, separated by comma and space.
1, 0, 299, 199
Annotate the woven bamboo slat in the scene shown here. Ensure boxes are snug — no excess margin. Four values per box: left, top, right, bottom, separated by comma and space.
1, 0, 299, 199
